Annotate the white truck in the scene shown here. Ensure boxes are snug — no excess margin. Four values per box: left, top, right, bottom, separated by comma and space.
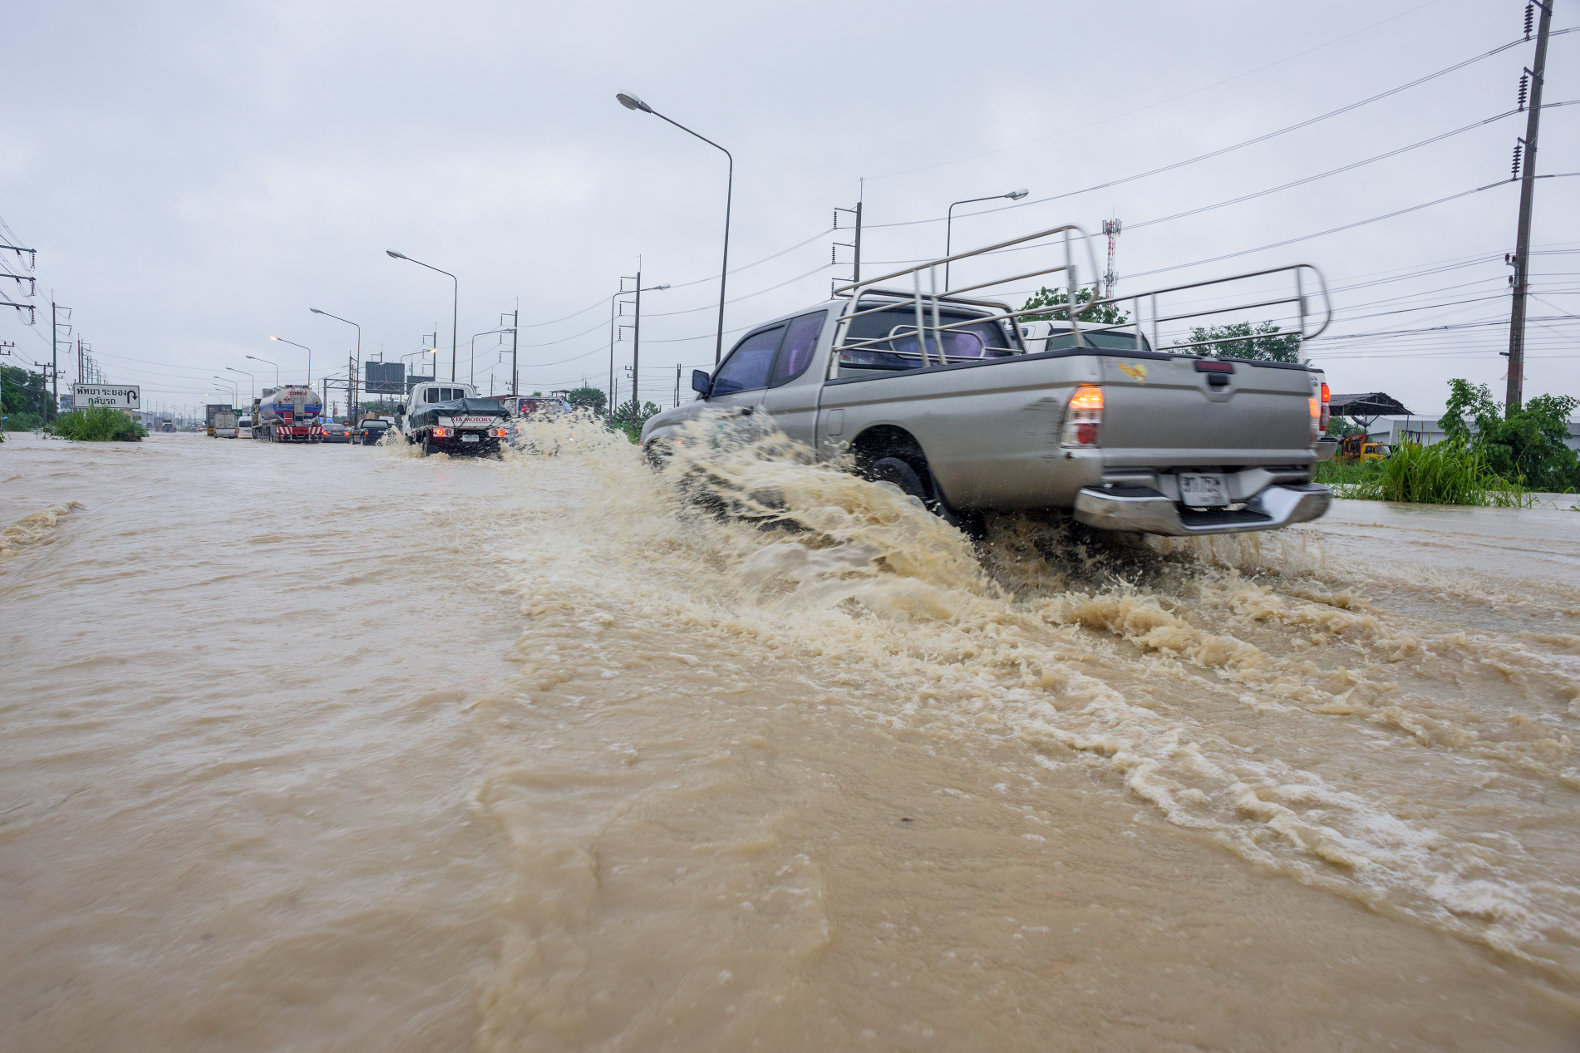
642, 224, 1336, 537
397, 381, 510, 457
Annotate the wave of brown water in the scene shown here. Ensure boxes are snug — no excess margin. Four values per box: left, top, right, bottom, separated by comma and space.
3, 427, 1579, 1050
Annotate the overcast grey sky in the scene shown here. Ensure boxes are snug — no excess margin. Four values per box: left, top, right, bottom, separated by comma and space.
2, 0, 1575, 418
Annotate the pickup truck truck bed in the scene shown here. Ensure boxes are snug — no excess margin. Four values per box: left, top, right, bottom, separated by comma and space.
641, 224, 1334, 537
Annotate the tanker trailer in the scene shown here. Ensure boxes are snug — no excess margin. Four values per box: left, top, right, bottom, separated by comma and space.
254, 386, 324, 443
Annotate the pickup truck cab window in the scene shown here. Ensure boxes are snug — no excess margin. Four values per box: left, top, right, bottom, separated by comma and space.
711, 326, 785, 396
768, 312, 827, 387
841, 307, 1017, 371
422, 387, 467, 403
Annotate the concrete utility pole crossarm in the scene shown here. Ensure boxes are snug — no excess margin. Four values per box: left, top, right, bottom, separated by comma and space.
1506, 0, 1554, 415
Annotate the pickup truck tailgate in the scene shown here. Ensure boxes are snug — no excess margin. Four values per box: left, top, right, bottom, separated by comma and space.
1096, 355, 1314, 466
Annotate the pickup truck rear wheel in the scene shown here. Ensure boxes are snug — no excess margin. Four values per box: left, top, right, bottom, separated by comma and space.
868, 456, 929, 507
866, 455, 980, 536
420, 433, 433, 457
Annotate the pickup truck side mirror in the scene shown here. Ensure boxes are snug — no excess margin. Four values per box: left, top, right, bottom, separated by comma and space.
691, 369, 711, 398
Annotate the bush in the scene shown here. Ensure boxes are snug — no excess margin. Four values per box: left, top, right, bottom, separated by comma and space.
52, 407, 147, 442
1, 412, 44, 432
1320, 441, 1530, 507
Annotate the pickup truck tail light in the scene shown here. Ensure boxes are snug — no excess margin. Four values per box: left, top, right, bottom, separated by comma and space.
1307, 379, 1332, 446
493, 427, 508, 438
1061, 385, 1103, 448
433, 426, 450, 438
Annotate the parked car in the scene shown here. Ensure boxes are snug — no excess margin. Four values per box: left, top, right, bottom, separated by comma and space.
320, 421, 352, 444
356, 418, 393, 445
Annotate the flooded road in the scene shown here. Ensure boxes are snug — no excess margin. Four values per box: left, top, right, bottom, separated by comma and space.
3, 426, 1579, 1050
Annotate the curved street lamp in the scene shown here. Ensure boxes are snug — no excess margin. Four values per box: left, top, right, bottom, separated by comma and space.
245, 354, 279, 390
617, 92, 732, 365
211, 375, 238, 408
944, 188, 1029, 286
269, 335, 312, 385
310, 307, 362, 417
471, 328, 513, 387
387, 250, 458, 383
224, 366, 254, 406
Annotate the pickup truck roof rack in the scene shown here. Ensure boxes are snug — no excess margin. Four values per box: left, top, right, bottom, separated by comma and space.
828, 224, 1331, 371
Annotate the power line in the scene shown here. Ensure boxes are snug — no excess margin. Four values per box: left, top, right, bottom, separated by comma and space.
865, 36, 1534, 232
864, 0, 1454, 184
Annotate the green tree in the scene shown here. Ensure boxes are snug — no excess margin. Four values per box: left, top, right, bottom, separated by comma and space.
1020, 286, 1129, 325
1439, 379, 1579, 491
1, 364, 53, 429
566, 386, 607, 415
608, 399, 661, 443
1175, 321, 1304, 363
1440, 378, 1500, 444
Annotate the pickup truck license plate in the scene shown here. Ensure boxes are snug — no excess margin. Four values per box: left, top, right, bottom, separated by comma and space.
461, 434, 479, 443
1179, 472, 1228, 507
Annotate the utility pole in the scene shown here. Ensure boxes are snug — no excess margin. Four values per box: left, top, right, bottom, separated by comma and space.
632, 268, 642, 415
50, 301, 72, 423
675, 363, 681, 407
834, 194, 863, 290
502, 305, 519, 396
611, 276, 638, 414
32, 361, 60, 420
0, 341, 13, 427
1506, 0, 1554, 414
0, 244, 37, 326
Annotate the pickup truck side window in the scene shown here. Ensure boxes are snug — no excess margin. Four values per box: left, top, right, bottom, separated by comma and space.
768, 312, 826, 387
711, 326, 785, 396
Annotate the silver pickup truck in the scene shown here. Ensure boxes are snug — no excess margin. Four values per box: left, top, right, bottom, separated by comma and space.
641, 225, 1335, 536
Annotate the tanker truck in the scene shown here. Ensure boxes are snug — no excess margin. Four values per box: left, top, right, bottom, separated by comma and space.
252, 386, 324, 443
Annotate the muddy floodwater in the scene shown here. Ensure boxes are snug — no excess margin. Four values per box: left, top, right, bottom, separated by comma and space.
3, 426, 1580, 1051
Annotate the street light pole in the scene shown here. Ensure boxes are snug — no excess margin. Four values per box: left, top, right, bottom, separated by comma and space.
471, 328, 511, 387
617, 92, 732, 365
225, 366, 255, 406
269, 335, 312, 386
387, 251, 458, 383
310, 307, 361, 418
211, 376, 238, 408
245, 354, 279, 390
944, 188, 1029, 287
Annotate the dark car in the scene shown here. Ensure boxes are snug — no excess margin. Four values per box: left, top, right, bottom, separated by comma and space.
321, 421, 352, 444
356, 418, 393, 446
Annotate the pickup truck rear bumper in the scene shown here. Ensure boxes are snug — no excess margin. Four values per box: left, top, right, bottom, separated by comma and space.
1072, 482, 1331, 536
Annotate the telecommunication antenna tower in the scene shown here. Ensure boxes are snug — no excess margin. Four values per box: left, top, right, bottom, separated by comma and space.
1101, 217, 1122, 299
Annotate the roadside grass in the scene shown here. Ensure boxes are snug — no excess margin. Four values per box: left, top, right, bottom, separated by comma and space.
1316, 442, 1532, 507
52, 407, 147, 442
